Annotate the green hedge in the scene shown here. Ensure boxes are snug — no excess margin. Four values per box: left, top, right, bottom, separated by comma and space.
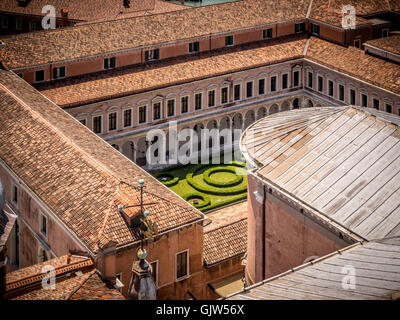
186, 163, 247, 196
203, 167, 243, 187
155, 172, 179, 187
182, 193, 211, 208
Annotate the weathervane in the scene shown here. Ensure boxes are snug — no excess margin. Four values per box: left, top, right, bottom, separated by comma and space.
117, 179, 158, 260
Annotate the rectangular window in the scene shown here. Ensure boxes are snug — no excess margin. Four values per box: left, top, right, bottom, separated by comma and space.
339, 84, 345, 101
40, 213, 48, 238
328, 80, 334, 97
270, 76, 277, 92
311, 23, 320, 35
12, 184, 18, 206
35, 70, 45, 83
181, 96, 189, 113
189, 41, 199, 53
167, 99, 175, 117
53, 66, 66, 79
93, 115, 102, 134
79, 119, 87, 126
373, 98, 380, 110
295, 22, 305, 33
176, 250, 188, 280
1, 16, 9, 28
139, 105, 147, 123
262, 28, 272, 39
293, 71, 300, 87
386, 104, 392, 113
234, 84, 241, 101
145, 49, 159, 61
124, 109, 132, 127
350, 89, 356, 105
16, 18, 22, 30
104, 57, 116, 69
151, 261, 158, 287
108, 112, 117, 131
195, 93, 202, 110
318, 76, 323, 92
361, 94, 368, 107
208, 90, 215, 107
282, 74, 288, 90
258, 79, 265, 95
153, 103, 161, 120
221, 87, 228, 104
246, 81, 253, 98
225, 35, 234, 47
307, 72, 313, 88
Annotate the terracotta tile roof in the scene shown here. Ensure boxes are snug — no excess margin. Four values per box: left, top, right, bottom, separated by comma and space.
0, 70, 203, 253
228, 238, 400, 300
203, 218, 247, 266
0, 0, 310, 70
39, 36, 307, 107
6, 255, 125, 300
305, 37, 400, 95
0, 0, 184, 22
39, 36, 400, 107
365, 35, 400, 56
242, 106, 400, 241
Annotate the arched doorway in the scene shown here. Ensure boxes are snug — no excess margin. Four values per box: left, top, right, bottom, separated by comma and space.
293, 98, 300, 109
136, 137, 147, 167
281, 100, 291, 112
244, 110, 255, 129
257, 107, 267, 120
269, 104, 279, 114
122, 141, 135, 162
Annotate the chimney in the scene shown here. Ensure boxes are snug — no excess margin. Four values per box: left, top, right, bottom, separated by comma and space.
61, 9, 69, 27
66, 252, 71, 265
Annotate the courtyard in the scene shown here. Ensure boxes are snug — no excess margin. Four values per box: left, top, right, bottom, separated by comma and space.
151, 158, 248, 212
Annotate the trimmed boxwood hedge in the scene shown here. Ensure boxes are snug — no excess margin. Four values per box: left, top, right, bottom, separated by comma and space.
186, 163, 247, 195
182, 193, 211, 208
155, 172, 179, 187
203, 167, 243, 187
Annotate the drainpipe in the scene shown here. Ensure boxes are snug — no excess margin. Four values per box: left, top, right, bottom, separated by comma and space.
262, 185, 266, 280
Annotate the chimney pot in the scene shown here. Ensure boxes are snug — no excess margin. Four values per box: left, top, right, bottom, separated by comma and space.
66, 252, 71, 264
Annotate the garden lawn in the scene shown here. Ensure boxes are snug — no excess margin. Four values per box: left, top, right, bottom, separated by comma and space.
150, 161, 247, 212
